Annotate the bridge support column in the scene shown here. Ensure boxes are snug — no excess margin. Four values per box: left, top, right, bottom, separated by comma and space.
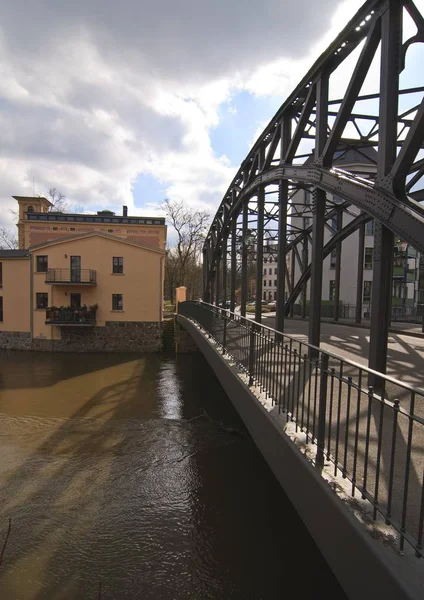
369, 223, 394, 388
230, 217, 237, 312
355, 219, 365, 323
276, 180, 288, 333
308, 71, 328, 353
222, 239, 228, 307
255, 187, 265, 323
309, 189, 326, 354
215, 250, 221, 307
241, 201, 248, 317
369, 0, 401, 390
334, 208, 342, 321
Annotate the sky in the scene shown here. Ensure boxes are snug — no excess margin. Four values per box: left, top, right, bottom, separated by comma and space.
0, 0, 422, 234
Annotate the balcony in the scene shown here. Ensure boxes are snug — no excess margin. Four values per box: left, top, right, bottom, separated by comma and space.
45, 306, 97, 326
392, 266, 415, 281
46, 269, 97, 285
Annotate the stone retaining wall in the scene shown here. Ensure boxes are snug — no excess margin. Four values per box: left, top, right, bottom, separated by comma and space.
0, 322, 162, 352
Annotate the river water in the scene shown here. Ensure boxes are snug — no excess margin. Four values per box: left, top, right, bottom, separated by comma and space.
0, 350, 345, 599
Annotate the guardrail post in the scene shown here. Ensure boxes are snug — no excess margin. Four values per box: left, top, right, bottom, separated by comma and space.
222, 314, 227, 354
248, 324, 256, 386
316, 353, 329, 471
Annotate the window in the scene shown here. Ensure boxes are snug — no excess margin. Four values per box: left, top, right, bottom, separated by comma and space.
112, 294, 123, 310
27, 206, 34, 213
70, 293, 81, 308
363, 281, 372, 302
263, 268, 267, 275
330, 249, 336, 269
264, 280, 267, 286
364, 247, 373, 269
36, 255, 48, 273
365, 220, 375, 236
36, 293, 48, 309
329, 280, 336, 301
274, 268, 277, 275
269, 257, 273, 263
0, 296, 3, 321
274, 280, 277, 286
113, 257, 124, 274
70, 227, 76, 232
0, 262, 2, 287
108, 229, 113, 233
263, 292, 267, 300
269, 280, 272, 287
274, 291, 277, 300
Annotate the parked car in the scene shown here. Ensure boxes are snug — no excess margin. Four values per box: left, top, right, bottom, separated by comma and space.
218, 300, 231, 309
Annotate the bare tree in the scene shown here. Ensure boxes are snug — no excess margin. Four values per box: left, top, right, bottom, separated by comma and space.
162, 199, 210, 300
0, 227, 18, 250
48, 188, 69, 212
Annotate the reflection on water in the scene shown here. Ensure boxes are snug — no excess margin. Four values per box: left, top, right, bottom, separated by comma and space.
0, 350, 345, 599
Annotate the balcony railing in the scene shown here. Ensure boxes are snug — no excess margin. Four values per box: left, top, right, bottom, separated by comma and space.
46, 269, 97, 285
45, 307, 97, 326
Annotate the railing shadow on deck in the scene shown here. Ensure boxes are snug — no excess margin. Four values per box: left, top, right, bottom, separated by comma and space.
178, 300, 424, 559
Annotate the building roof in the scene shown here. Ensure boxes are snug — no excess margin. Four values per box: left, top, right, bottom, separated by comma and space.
24, 211, 165, 226
304, 144, 378, 167
29, 231, 166, 255
12, 195, 53, 205
0, 249, 30, 258
333, 145, 378, 166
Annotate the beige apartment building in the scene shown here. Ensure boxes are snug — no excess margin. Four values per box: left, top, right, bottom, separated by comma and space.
0, 196, 166, 352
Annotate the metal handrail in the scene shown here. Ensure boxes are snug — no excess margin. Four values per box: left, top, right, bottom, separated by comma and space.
199, 300, 424, 398
46, 269, 97, 283
178, 299, 424, 556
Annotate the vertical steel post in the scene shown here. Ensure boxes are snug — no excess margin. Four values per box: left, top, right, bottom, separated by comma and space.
230, 217, 237, 313
241, 202, 248, 317
276, 179, 288, 333
255, 188, 265, 323
222, 237, 228, 307
355, 219, 365, 323
203, 247, 210, 302
309, 73, 329, 354
290, 249, 295, 318
369, 1, 401, 388
302, 229, 308, 318
334, 208, 342, 321
215, 250, 221, 307
276, 115, 292, 333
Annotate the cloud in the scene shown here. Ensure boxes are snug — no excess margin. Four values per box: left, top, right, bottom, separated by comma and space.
0, 0, 359, 229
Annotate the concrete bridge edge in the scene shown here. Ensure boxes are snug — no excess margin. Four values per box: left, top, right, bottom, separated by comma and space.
177, 315, 422, 600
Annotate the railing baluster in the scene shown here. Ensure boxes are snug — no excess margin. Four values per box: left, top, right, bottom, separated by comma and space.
342, 377, 352, 479
327, 367, 335, 461
400, 392, 415, 553
334, 361, 343, 477
352, 372, 362, 496
386, 399, 400, 524
373, 393, 386, 521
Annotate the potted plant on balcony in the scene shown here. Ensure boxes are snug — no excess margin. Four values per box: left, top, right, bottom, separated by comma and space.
46, 305, 59, 322
89, 304, 98, 322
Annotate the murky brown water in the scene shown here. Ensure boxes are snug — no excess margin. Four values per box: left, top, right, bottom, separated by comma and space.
0, 350, 345, 599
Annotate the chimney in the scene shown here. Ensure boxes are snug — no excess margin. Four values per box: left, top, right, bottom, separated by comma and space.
123, 205, 128, 217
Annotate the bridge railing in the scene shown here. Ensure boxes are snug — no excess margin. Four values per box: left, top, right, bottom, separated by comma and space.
178, 300, 424, 558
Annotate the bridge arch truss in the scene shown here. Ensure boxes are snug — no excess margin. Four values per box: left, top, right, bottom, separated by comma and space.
203, 0, 424, 384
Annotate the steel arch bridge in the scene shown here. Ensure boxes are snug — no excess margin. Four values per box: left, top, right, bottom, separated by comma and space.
202, 0, 424, 385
